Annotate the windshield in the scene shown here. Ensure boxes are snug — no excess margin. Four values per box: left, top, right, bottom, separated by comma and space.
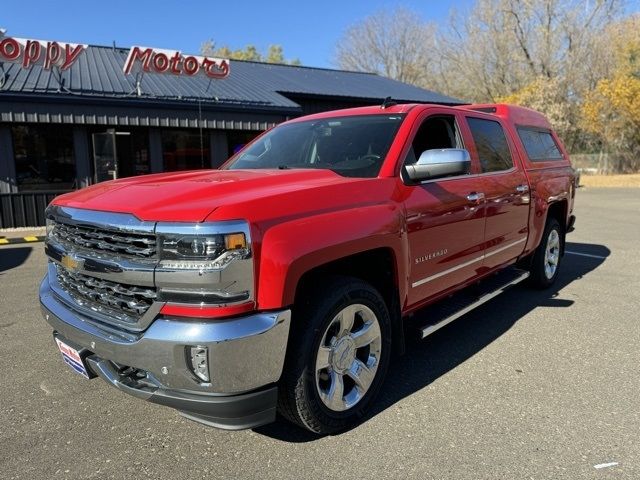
225, 114, 405, 178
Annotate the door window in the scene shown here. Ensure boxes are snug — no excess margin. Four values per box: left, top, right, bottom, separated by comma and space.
467, 117, 513, 173
404, 115, 463, 168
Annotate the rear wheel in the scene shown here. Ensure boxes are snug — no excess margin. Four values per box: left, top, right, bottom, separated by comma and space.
529, 217, 563, 289
277, 276, 392, 434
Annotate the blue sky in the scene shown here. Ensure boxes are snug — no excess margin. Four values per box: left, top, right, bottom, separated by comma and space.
2, 0, 474, 68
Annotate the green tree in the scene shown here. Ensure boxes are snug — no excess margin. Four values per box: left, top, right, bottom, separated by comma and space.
201, 41, 300, 65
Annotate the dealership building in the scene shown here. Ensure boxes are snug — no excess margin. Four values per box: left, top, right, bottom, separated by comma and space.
0, 36, 461, 227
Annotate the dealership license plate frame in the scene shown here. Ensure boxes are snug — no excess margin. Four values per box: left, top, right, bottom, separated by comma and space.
55, 336, 92, 379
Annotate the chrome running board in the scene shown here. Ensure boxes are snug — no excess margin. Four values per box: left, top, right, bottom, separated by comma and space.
418, 268, 530, 339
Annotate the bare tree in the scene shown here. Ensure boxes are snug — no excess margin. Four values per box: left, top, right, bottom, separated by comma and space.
335, 8, 437, 85
335, 2, 625, 151
434, 0, 622, 102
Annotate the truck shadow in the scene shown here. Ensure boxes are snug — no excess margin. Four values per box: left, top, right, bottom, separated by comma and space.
0, 245, 33, 274
254, 241, 610, 442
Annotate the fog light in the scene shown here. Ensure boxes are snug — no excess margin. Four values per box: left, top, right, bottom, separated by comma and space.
188, 346, 209, 383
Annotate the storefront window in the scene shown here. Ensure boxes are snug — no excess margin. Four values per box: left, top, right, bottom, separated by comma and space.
162, 130, 210, 171
12, 125, 76, 191
121, 130, 151, 177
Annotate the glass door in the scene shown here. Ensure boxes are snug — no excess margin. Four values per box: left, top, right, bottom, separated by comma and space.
92, 130, 118, 183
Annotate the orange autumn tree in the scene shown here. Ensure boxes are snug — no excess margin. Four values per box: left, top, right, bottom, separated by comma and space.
500, 77, 574, 142
582, 16, 640, 172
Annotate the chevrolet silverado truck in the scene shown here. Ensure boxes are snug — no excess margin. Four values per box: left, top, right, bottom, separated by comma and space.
40, 102, 577, 434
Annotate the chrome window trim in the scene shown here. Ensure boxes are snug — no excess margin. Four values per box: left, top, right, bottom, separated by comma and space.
405, 166, 518, 187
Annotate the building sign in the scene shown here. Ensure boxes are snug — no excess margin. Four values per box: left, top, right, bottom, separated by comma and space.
0, 31, 86, 70
123, 46, 230, 79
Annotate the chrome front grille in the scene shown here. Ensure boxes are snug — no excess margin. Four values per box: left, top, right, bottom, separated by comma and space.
55, 264, 157, 323
51, 221, 157, 258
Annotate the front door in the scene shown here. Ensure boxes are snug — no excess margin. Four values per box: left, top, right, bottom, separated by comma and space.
402, 112, 486, 307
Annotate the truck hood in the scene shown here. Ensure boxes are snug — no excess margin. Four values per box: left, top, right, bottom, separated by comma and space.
52, 169, 373, 222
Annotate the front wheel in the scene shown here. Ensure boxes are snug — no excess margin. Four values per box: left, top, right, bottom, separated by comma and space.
277, 277, 392, 434
528, 217, 563, 289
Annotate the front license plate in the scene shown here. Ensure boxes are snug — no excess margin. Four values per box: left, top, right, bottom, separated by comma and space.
55, 337, 90, 379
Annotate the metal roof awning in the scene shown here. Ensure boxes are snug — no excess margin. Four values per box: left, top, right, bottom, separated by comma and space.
0, 44, 463, 129
0, 93, 294, 130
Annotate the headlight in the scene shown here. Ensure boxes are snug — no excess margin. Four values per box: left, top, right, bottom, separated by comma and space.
157, 222, 251, 271
160, 232, 248, 270
155, 221, 254, 306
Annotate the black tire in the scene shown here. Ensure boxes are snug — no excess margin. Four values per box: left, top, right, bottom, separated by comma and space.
277, 276, 392, 434
528, 217, 563, 289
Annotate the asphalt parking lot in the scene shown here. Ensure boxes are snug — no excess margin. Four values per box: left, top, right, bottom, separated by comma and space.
1, 187, 638, 480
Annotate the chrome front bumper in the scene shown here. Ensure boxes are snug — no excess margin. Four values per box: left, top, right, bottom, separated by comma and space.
40, 276, 291, 428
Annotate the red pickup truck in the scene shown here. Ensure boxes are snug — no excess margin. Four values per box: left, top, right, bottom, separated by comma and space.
40, 102, 577, 434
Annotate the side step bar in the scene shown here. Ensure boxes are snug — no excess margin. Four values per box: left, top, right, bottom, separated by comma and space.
418, 268, 530, 339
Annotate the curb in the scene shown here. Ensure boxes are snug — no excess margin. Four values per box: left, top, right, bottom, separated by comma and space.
0, 235, 46, 245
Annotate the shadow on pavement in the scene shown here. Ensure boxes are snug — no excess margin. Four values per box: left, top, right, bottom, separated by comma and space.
0, 245, 33, 274
254, 241, 610, 442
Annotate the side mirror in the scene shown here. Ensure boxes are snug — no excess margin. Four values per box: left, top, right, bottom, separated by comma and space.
405, 148, 471, 182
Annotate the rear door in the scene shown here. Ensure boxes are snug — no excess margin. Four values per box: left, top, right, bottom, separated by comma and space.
400, 109, 486, 307
462, 116, 530, 269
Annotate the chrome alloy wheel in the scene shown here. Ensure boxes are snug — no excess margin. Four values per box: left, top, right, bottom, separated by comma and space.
314, 303, 382, 412
544, 229, 560, 279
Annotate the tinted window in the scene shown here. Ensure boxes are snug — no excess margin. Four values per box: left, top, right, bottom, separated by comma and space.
227, 114, 405, 178
517, 128, 563, 161
467, 118, 513, 173
162, 129, 210, 171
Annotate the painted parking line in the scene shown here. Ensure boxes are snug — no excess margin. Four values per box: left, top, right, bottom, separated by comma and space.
565, 250, 608, 260
0, 236, 46, 245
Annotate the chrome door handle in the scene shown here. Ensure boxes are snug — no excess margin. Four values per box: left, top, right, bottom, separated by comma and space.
516, 184, 529, 193
466, 192, 485, 202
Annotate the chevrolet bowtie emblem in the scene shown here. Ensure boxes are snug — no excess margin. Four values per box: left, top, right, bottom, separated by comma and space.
61, 254, 83, 272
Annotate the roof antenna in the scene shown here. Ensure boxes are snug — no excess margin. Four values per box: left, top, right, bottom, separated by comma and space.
381, 96, 397, 109
126, 71, 144, 97
52, 66, 71, 93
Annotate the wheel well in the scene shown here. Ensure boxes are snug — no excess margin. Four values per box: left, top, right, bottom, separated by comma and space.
546, 200, 568, 253
294, 248, 404, 354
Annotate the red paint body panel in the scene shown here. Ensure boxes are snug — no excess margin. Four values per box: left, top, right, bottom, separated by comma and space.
51, 103, 576, 319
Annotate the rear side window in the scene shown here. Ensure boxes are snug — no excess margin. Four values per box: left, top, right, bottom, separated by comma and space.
466, 117, 513, 173
517, 127, 564, 161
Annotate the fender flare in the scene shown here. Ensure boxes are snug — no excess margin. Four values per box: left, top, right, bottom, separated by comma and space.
256, 204, 408, 310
